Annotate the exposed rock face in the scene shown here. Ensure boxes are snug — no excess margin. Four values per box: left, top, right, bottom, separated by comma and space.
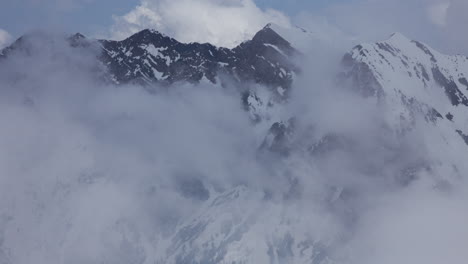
1, 25, 298, 95
97, 24, 297, 95
341, 32, 468, 141
2, 26, 468, 264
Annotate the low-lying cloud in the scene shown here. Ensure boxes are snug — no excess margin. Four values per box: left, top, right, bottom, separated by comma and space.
0, 34, 272, 263
1, 12, 468, 263
0, 29, 12, 50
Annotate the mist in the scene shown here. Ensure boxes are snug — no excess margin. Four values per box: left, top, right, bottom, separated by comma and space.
296, 0, 468, 55
0, 25, 467, 264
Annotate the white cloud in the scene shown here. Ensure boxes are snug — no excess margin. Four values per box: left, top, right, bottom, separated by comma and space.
0, 29, 12, 50
427, 1, 451, 26
110, 0, 291, 48
443, 0, 468, 54
308, 0, 468, 55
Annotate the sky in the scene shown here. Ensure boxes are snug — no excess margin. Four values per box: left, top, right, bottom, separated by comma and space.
1, 0, 465, 54
0, 0, 464, 51
0, 0, 335, 37
0, 0, 467, 56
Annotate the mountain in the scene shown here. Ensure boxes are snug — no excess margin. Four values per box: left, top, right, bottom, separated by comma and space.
149, 32, 468, 263
340, 32, 468, 176
152, 186, 337, 264
1, 25, 468, 264
99, 25, 298, 91
1, 25, 299, 125
1, 25, 297, 93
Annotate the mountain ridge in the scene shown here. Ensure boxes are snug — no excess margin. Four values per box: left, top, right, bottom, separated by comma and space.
1, 25, 468, 264
1, 25, 299, 93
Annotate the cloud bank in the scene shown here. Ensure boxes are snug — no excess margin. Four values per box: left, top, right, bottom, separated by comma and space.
0, 33, 271, 263
0, 29, 12, 50
1, 1, 468, 263
1, 27, 467, 263
110, 0, 291, 48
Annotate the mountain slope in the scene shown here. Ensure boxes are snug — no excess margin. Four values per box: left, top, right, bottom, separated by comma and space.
0, 25, 300, 126
340, 32, 468, 178
149, 32, 468, 263
1, 25, 298, 96
1, 25, 468, 264
96, 25, 298, 94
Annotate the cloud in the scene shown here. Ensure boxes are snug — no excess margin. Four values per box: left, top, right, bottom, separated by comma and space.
1, 7, 468, 263
0, 33, 275, 262
345, 183, 468, 264
427, 1, 450, 26
293, 0, 468, 55
0, 29, 12, 50
110, 0, 291, 48
441, 0, 468, 54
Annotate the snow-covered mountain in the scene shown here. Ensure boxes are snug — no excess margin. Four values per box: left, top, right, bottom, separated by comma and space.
1, 25, 297, 93
340, 32, 468, 177
150, 30, 468, 263
99, 25, 298, 90
1, 25, 299, 125
1, 24, 468, 264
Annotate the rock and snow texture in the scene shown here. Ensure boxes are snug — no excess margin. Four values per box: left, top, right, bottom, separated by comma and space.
156, 31, 468, 263
152, 186, 339, 264
155, 31, 468, 263
98, 24, 297, 93
0, 25, 297, 97
341, 32, 468, 178
97, 25, 299, 127
1, 25, 468, 264
1, 25, 298, 127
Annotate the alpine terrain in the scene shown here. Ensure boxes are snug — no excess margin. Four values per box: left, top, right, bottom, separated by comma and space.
0, 22, 467, 264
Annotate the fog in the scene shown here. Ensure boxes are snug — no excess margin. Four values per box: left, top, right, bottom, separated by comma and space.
0, 28, 467, 263
298, 0, 468, 55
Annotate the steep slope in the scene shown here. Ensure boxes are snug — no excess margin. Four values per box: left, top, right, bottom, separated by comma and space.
2, 25, 468, 264
340, 32, 468, 177
97, 24, 297, 94
1, 26, 298, 95
153, 186, 338, 264
149, 33, 468, 264
0, 25, 299, 126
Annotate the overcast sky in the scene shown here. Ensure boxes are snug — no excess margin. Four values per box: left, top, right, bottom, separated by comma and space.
0, 0, 466, 54
0, 0, 339, 37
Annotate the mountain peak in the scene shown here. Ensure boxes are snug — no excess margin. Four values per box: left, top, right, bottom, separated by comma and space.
386, 32, 411, 44
138, 29, 164, 37
263, 23, 274, 29
253, 24, 281, 39
71, 33, 86, 40
251, 24, 294, 52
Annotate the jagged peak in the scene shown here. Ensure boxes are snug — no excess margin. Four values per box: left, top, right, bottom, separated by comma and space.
71, 33, 86, 39
263, 23, 274, 29
123, 29, 171, 43
384, 33, 442, 62
67, 32, 89, 47
349, 32, 413, 54
252, 23, 292, 48
261, 23, 287, 36
255, 23, 280, 36
134, 28, 166, 37
68, 33, 86, 44
387, 32, 412, 44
